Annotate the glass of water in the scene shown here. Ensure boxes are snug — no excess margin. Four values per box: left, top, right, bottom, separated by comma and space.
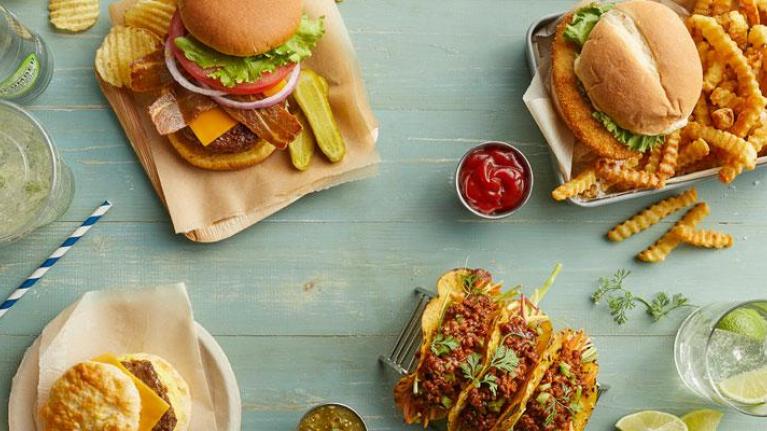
0, 101, 74, 245
0, 4, 54, 103
675, 300, 767, 416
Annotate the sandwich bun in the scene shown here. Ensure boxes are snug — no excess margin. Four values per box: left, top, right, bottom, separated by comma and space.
167, 132, 276, 170
574, 0, 702, 136
178, 0, 303, 57
40, 361, 142, 431
120, 353, 192, 431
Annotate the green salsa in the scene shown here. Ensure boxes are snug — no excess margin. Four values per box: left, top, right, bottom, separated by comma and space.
298, 405, 366, 431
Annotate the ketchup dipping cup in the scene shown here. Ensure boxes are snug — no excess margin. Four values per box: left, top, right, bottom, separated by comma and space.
455, 141, 533, 219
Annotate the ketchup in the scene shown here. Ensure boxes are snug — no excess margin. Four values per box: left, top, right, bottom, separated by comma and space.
459, 144, 530, 215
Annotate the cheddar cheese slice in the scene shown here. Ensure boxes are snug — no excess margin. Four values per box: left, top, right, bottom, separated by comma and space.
188, 107, 238, 146
93, 353, 170, 431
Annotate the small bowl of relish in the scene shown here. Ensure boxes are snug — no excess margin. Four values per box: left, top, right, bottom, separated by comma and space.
455, 141, 533, 219
298, 403, 367, 431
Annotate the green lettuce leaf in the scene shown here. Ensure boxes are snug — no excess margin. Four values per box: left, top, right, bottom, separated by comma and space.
175, 15, 325, 87
592, 111, 664, 153
564, 3, 614, 47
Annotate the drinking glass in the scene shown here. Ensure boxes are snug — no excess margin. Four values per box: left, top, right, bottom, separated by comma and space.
675, 300, 767, 416
0, 4, 54, 103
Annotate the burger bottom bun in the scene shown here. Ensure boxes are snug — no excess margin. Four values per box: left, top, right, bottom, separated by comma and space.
167, 132, 276, 171
120, 353, 192, 431
40, 361, 141, 431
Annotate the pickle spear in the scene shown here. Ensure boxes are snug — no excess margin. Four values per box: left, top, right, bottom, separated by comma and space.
293, 68, 346, 163
288, 109, 316, 171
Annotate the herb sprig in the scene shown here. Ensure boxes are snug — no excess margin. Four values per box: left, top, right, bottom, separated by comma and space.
430, 333, 459, 357
592, 269, 692, 325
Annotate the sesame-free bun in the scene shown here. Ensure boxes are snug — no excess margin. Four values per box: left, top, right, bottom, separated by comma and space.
40, 361, 141, 431
574, 0, 702, 136
178, 0, 303, 57
119, 353, 193, 431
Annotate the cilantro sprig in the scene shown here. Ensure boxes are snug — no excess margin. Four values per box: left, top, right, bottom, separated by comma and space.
592, 269, 692, 325
431, 333, 459, 357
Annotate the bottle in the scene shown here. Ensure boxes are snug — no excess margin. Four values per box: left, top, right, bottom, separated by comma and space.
0, 5, 53, 104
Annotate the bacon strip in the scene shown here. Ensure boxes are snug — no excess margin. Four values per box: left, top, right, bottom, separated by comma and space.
148, 85, 217, 135
221, 98, 302, 150
129, 50, 171, 93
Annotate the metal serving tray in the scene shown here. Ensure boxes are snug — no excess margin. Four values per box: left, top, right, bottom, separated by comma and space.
525, 12, 767, 207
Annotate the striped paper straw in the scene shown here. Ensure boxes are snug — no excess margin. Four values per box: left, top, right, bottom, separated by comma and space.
0, 201, 112, 320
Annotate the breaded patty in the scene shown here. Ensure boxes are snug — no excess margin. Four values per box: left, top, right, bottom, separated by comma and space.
40, 361, 141, 431
551, 14, 638, 160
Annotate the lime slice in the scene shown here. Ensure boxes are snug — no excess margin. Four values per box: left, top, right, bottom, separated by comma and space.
718, 366, 767, 405
716, 308, 767, 342
0, 53, 40, 99
616, 411, 688, 431
681, 409, 723, 431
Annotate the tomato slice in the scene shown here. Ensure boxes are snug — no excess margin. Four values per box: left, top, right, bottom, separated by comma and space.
167, 11, 295, 95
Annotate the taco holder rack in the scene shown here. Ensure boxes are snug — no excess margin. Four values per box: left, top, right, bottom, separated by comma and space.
525, 12, 767, 207
380, 288, 609, 397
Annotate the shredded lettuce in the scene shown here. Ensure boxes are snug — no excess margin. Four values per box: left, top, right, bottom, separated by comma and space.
563, 3, 614, 47
592, 112, 664, 153
175, 15, 325, 87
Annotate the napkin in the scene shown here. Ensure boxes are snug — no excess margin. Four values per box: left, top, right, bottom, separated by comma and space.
101, 0, 380, 242
36, 284, 218, 431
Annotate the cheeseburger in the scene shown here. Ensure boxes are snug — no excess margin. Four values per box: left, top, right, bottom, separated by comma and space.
551, 0, 703, 159
40, 353, 191, 431
149, 0, 325, 170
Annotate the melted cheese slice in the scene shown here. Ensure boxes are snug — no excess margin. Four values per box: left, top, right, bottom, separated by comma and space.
188, 107, 238, 146
93, 354, 170, 431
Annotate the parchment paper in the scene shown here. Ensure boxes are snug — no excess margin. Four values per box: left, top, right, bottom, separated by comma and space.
101, 0, 379, 242
522, 0, 738, 187
35, 284, 218, 431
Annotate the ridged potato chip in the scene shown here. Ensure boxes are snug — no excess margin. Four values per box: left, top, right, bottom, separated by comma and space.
49, 0, 99, 32
95, 26, 162, 88
124, 0, 177, 37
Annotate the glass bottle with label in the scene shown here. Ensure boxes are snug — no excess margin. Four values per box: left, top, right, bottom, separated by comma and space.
0, 5, 53, 104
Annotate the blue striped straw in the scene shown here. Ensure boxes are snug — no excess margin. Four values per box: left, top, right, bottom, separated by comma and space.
0, 201, 112, 320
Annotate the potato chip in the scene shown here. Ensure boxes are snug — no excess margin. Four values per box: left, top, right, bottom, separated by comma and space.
658, 131, 680, 179
607, 188, 697, 242
678, 138, 711, 167
95, 26, 162, 88
124, 0, 177, 37
552, 168, 597, 201
49, 0, 99, 32
637, 203, 710, 263
672, 225, 734, 248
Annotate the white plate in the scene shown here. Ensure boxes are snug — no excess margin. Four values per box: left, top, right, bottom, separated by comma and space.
8, 322, 241, 431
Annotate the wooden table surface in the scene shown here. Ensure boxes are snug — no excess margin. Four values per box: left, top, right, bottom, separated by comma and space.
1, 0, 766, 429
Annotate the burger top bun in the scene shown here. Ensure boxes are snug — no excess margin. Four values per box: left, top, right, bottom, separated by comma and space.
39, 361, 142, 431
178, 0, 303, 57
574, 0, 703, 136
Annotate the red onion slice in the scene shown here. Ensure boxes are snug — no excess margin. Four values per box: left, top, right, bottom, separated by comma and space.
208, 64, 301, 110
164, 39, 227, 97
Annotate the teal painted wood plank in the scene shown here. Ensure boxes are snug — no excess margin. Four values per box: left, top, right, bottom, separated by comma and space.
0, 220, 763, 339
0, 335, 764, 430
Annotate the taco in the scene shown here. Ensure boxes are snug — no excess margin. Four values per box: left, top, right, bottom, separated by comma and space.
394, 268, 516, 427
499, 329, 599, 431
446, 298, 554, 431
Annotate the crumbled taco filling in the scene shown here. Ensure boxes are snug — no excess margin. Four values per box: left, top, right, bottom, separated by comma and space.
458, 315, 541, 431
413, 272, 499, 414
515, 343, 590, 431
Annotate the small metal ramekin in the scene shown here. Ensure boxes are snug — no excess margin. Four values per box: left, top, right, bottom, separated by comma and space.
455, 141, 534, 219
297, 402, 368, 431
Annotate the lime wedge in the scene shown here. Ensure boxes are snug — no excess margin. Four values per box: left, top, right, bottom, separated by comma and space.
718, 366, 767, 405
716, 308, 767, 342
0, 53, 40, 99
615, 411, 688, 431
681, 409, 723, 431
